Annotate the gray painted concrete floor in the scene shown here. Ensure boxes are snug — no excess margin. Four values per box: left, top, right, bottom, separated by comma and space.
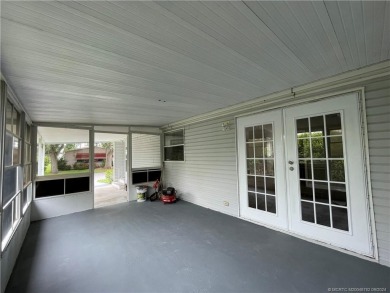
6, 201, 390, 293
94, 185, 128, 208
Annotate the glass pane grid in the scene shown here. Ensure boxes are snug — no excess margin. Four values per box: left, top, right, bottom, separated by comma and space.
297, 113, 349, 231
246, 124, 276, 214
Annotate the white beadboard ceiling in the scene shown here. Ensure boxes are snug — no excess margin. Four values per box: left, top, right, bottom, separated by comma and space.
1, 1, 389, 126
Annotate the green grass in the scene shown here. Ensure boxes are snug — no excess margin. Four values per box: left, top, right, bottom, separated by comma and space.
97, 178, 112, 184
44, 167, 106, 176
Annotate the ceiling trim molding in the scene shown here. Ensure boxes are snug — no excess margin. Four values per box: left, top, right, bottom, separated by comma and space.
161, 60, 390, 130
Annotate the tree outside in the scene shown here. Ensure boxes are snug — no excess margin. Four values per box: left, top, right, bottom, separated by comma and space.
45, 144, 76, 174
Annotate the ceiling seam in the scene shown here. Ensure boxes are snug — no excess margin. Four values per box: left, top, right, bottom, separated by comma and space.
3, 4, 266, 92
241, 1, 314, 76
322, 1, 348, 71
56, 1, 271, 90
152, 1, 290, 85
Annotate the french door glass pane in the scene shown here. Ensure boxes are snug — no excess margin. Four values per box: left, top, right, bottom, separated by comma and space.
313, 160, 327, 180
296, 112, 349, 231
329, 160, 345, 182
330, 183, 347, 206
299, 160, 312, 179
245, 124, 276, 214
246, 143, 254, 158
327, 137, 343, 158
332, 207, 349, 231
298, 139, 310, 158
296, 118, 309, 134
254, 126, 262, 140
247, 176, 255, 192
248, 192, 256, 208
255, 159, 264, 175
263, 124, 273, 140
257, 194, 265, 211
245, 127, 253, 142
312, 137, 325, 158
265, 160, 274, 176
300, 180, 313, 201
247, 159, 255, 175
301, 201, 315, 223
314, 182, 329, 203
316, 204, 331, 227
254, 143, 263, 158
310, 116, 325, 136
266, 195, 276, 213
256, 176, 265, 193
326, 113, 342, 135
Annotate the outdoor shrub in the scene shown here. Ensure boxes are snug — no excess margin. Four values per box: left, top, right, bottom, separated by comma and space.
58, 158, 71, 171
44, 156, 50, 170
105, 169, 113, 184
73, 162, 89, 170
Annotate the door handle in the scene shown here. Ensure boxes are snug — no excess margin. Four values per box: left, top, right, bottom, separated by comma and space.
288, 160, 294, 165
289, 167, 294, 171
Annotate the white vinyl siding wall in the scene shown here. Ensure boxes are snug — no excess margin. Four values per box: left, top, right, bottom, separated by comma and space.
365, 78, 390, 267
164, 116, 238, 216
164, 76, 390, 267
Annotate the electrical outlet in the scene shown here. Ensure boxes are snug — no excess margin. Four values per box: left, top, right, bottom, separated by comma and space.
223, 201, 229, 206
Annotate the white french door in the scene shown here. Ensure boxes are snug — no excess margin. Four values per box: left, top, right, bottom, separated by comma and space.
238, 93, 373, 256
237, 110, 288, 230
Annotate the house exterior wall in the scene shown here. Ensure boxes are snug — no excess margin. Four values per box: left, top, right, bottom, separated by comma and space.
365, 79, 390, 267
163, 75, 390, 267
64, 146, 107, 166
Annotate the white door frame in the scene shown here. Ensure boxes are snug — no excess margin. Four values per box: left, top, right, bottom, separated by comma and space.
237, 109, 288, 230
236, 90, 375, 257
284, 93, 373, 256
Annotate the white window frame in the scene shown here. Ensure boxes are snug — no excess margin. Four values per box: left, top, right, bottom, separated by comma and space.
163, 129, 185, 162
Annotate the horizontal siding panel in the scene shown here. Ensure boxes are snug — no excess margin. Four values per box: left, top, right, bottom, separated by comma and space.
378, 248, 390, 266
372, 204, 390, 217
366, 113, 390, 124
365, 105, 390, 116
165, 113, 238, 216
365, 96, 390, 108
375, 222, 390, 234
364, 88, 390, 101
368, 148, 390, 157
368, 136, 390, 151
367, 122, 390, 133
371, 181, 390, 190
370, 172, 390, 181
369, 156, 390, 165
368, 69, 390, 268
372, 188, 390, 198
370, 165, 390, 173
372, 196, 390, 208
376, 231, 390, 242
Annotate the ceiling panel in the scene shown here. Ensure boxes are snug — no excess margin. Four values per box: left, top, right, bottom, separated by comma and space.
1, 1, 388, 126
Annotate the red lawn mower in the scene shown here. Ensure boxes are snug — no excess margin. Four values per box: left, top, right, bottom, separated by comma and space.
160, 187, 177, 204
150, 179, 177, 204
